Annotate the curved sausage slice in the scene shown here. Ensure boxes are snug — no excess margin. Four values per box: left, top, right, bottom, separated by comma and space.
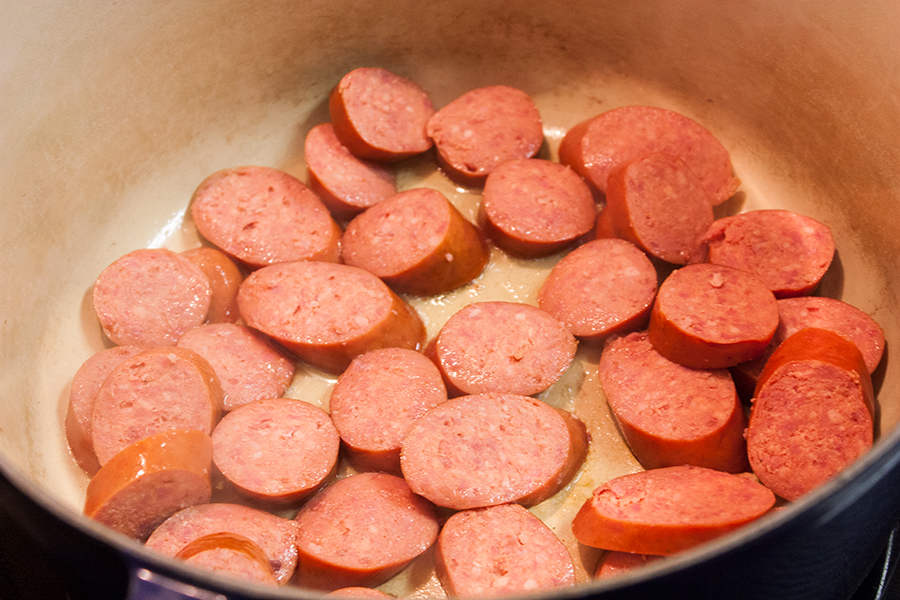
145, 502, 299, 584
427, 85, 543, 186
747, 327, 874, 501
594, 552, 663, 579
702, 209, 835, 298
176, 323, 295, 412
176, 532, 277, 584
237, 261, 426, 374
571, 465, 775, 555
558, 105, 739, 204
92, 248, 211, 347
603, 152, 714, 265
181, 247, 244, 324
293, 472, 440, 590
91, 347, 223, 466
84, 429, 212, 541
329, 348, 448, 474
429, 301, 577, 397
537, 239, 657, 343
435, 503, 575, 597
66, 346, 143, 475
341, 188, 489, 296
211, 398, 340, 504
190, 166, 341, 270
598, 332, 749, 473
329, 67, 435, 161
401, 393, 588, 510
482, 158, 596, 258
648, 263, 779, 369
305, 122, 398, 220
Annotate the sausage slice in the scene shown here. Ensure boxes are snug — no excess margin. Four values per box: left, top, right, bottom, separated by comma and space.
594, 552, 663, 579
435, 503, 576, 597
176, 532, 277, 584
571, 465, 775, 555
747, 327, 875, 501
84, 429, 212, 541
598, 331, 749, 473
181, 247, 245, 324
401, 393, 588, 510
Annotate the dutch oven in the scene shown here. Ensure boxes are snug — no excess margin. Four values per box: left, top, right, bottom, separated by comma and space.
2, 1, 900, 599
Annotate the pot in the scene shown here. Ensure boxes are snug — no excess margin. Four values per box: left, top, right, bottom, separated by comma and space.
3, 1, 900, 599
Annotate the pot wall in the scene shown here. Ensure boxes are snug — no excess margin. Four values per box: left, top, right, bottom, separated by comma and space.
2, 1, 900, 598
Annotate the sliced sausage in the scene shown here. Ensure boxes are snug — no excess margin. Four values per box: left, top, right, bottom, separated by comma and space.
537, 239, 658, 342
145, 502, 299, 584
648, 263, 779, 369
181, 246, 244, 324
91, 346, 223, 466
66, 346, 143, 475
92, 248, 211, 347
84, 429, 212, 541
293, 472, 440, 590
598, 331, 749, 473
603, 152, 714, 265
594, 552, 663, 579
340, 188, 489, 296
176, 532, 277, 584
401, 393, 588, 510
426, 85, 543, 186
305, 122, 398, 220
237, 261, 426, 374
327, 588, 394, 599
731, 296, 886, 401
211, 398, 340, 504
435, 503, 576, 597
558, 105, 739, 204
190, 166, 341, 270
702, 209, 835, 298
571, 465, 776, 555
329, 348, 448, 474
176, 323, 295, 412
482, 158, 596, 258
747, 327, 875, 501
428, 301, 577, 397
329, 67, 435, 161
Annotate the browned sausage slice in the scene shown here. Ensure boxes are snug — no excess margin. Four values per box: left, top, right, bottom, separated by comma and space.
181, 246, 244, 324
145, 502, 299, 584
401, 393, 588, 510
603, 152, 714, 265
340, 187, 489, 296
92, 248, 211, 347
429, 301, 577, 397
594, 552, 663, 579
427, 86, 544, 186
329, 67, 435, 161
91, 347, 223, 466
211, 398, 340, 504
84, 429, 212, 541
329, 348, 448, 474
571, 465, 775, 555
190, 166, 341, 270
482, 158, 596, 258
598, 331, 749, 473
305, 122, 398, 220
237, 261, 426, 374
731, 296, 885, 401
558, 105, 739, 204
702, 209, 835, 298
293, 472, 440, 590
537, 239, 657, 342
435, 503, 576, 597
176, 532, 277, 584
176, 323, 295, 412
747, 327, 874, 501
66, 345, 143, 475
648, 263, 779, 369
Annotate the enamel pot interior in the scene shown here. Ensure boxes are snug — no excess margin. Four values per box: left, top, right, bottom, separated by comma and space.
3, 1, 900, 599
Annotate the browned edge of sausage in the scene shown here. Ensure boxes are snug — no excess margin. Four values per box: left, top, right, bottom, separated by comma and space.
181, 246, 245, 324
175, 531, 277, 584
